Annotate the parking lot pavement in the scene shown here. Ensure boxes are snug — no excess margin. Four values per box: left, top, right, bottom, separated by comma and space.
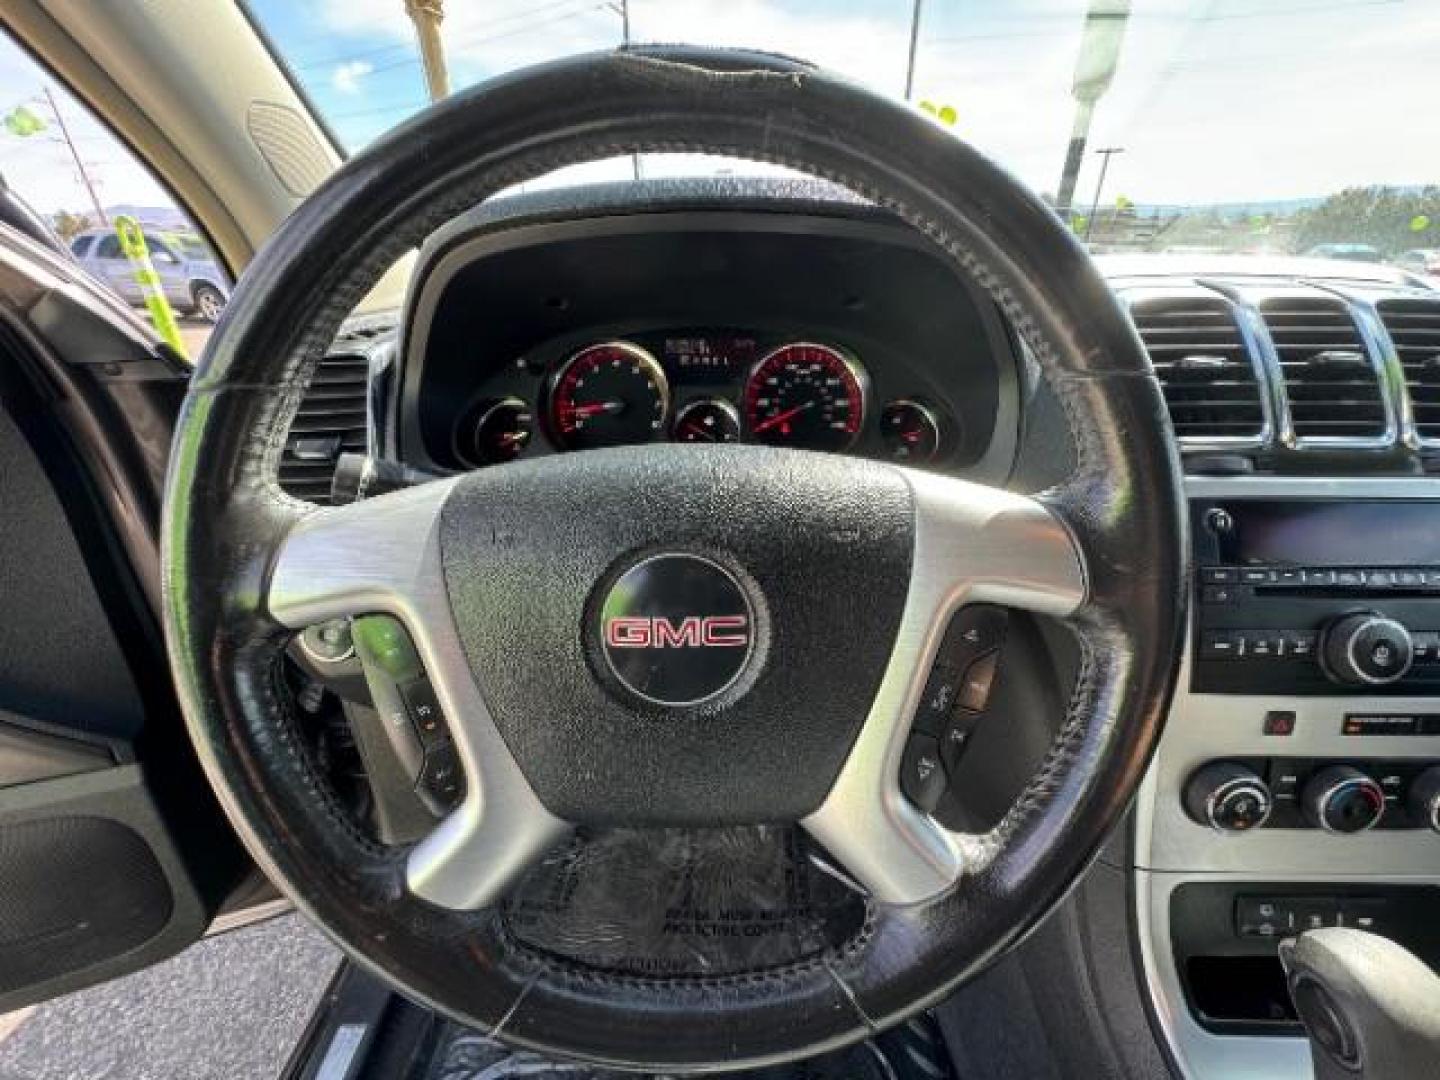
0, 915, 340, 1080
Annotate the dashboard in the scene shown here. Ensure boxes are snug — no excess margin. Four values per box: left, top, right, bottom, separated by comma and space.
281, 181, 1440, 1080
395, 189, 1016, 482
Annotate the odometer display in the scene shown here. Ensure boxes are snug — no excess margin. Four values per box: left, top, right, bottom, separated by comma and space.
743, 343, 866, 452
547, 341, 669, 451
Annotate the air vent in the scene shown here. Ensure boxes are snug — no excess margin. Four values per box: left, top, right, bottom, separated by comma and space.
1129, 295, 1264, 443
1377, 298, 1440, 441
278, 352, 370, 504
1260, 297, 1385, 440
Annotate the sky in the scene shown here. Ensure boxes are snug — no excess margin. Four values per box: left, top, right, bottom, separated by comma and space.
0, 0, 1436, 218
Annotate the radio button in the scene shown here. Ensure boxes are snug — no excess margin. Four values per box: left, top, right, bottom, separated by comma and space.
1322, 613, 1414, 686
1304, 569, 1336, 586
1241, 568, 1275, 585
1251, 636, 1278, 659
1335, 569, 1367, 588
1276, 568, 1303, 585
1201, 631, 1241, 660
1202, 584, 1238, 604
1396, 569, 1425, 589
1282, 631, 1317, 658
1412, 632, 1440, 661
1201, 566, 1238, 584
1367, 569, 1396, 589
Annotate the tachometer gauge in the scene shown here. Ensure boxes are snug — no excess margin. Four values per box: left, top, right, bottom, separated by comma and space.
880, 399, 943, 463
547, 341, 670, 451
461, 397, 534, 466
671, 398, 742, 444
742, 342, 866, 452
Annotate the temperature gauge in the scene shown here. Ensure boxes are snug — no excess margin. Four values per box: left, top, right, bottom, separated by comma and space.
672, 399, 742, 444
880, 399, 943, 463
461, 397, 534, 466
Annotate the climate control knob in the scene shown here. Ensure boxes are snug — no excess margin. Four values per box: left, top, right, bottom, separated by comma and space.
1406, 767, 1440, 833
1183, 762, 1272, 833
1303, 766, 1386, 833
1321, 612, 1413, 686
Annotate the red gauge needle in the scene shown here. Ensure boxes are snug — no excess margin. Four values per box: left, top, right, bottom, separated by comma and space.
682, 421, 715, 441
752, 400, 814, 434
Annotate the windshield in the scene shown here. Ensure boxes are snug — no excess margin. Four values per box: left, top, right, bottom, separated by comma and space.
251, 0, 1438, 262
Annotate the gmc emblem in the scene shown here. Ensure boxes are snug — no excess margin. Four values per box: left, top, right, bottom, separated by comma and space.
605, 615, 749, 649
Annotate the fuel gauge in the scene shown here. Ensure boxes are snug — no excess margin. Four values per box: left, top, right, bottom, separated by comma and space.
672, 398, 742, 444
462, 397, 534, 466
880, 399, 943, 464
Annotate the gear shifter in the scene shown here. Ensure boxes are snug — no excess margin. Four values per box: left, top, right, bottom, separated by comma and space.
1279, 928, 1440, 1079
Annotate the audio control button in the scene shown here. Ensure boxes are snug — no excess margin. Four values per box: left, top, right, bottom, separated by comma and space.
1321, 613, 1414, 686
1201, 566, 1237, 584
1201, 631, 1241, 660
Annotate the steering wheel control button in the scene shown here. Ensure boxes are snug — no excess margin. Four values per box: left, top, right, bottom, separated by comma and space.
1304, 766, 1386, 833
912, 606, 1009, 736
901, 734, 948, 813
351, 615, 423, 682
417, 741, 464, 812
956, 651, 1000, 712
399, 678, 447, 746
939, 713, 982, 774
598, 553, 756, 708
1184, 762, 1273, 833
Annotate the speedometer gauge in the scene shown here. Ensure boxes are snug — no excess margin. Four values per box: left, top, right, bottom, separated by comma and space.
743, 343, 866, 452
546, 341, 670, 451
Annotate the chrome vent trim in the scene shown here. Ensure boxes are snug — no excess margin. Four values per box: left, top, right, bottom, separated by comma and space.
1124, 287, 1270, 450
1237, 287, 1397, 451
1376, 297, 1440, 448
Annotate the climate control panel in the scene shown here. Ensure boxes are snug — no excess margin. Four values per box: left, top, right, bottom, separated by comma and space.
1184, 759, 1440, 833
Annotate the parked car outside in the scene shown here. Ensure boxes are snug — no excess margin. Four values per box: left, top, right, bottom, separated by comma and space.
1395, 248, 1440, 275
70, 227, 229, 321
1302, 242, 1384, 263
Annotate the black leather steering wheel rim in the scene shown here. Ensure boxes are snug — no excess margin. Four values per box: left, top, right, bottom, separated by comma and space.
162, 46, 1185, 1070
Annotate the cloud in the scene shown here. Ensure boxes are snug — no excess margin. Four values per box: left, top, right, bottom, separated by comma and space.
331, 60, 374, 94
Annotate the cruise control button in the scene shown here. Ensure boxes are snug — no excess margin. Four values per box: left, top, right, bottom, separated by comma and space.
957, 651, 1000, 712
399, 678, 447, 745
900, 735, 948, 813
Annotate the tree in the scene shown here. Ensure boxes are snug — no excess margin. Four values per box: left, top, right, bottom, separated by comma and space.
51, 209, 90, 242
1291, 186, 1440, 255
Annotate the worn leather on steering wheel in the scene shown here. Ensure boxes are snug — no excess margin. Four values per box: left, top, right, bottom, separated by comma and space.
162, 45, 1185, 1070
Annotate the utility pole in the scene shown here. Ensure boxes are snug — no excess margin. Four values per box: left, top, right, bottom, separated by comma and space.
607, 0, 640, 180
904, 0, 925, 101
1084, 146, 1124, 242
404, 0, 451, 102
43, 86, 106, 226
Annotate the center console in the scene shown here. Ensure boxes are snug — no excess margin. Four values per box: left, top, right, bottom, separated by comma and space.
1134, 478, 1440, 1080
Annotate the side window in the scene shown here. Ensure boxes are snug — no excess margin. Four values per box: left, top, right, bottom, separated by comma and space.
0, 30, 227, 355
143, 235, 178, 264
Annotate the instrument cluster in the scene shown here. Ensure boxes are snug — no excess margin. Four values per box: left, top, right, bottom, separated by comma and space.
453, 330, 954, 469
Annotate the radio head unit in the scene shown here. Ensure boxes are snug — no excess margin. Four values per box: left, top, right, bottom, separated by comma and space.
1192, 500, 1440, 695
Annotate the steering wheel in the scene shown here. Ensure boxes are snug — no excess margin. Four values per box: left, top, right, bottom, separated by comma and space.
162, 46, 1184, 1071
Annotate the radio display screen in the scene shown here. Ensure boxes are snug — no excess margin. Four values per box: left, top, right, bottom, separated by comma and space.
1214, 501, 1440, 567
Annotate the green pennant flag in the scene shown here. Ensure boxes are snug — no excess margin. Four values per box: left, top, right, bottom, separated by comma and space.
3, 105, 46, 138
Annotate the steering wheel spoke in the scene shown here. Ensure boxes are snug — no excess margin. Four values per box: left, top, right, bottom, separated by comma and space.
267, 481, 571, 909
802, 471, 1087, 905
